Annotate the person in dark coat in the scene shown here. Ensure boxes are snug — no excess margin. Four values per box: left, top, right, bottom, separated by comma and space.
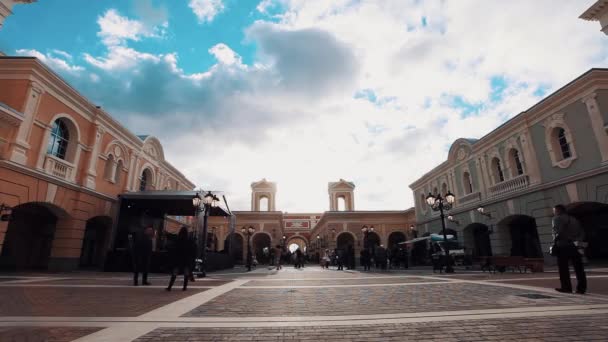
553, 204, 587, 294
166, 226, 194, 291
133, 226, 154, 286
376, 245, 388, 270
336, 248, 344, 270
360, 249, 370, 271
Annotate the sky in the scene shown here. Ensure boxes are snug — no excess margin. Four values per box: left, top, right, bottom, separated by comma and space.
2, 0, 607, 212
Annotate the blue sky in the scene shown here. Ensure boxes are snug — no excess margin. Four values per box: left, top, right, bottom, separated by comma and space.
1, 1, 606, 211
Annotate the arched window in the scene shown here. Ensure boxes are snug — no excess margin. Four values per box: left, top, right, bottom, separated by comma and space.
139, 168, 152, 191
115, 160, 123, 185
104, 154, 116, 182
509, 149, 524, 177
259, 197, 269, 211
420, 193, 427, 211
491, 157, 505, 184
433, 187, 438, 195
556, 128, 571, 159
337, 197, 346, 211
441, 183, 448, 196
47, 119, 70, 160
463, 172, 473, 194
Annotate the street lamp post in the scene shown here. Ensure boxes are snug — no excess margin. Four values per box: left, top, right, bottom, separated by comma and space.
241, 226, 255, 271
426, 190, 456, 273
193, 191, 219, 278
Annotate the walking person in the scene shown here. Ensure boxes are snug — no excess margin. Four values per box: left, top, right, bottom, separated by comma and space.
274, 245, 283, 270
166, 226, 194, 291
552, 204, 587, 294
336, 248, 344, 270
322, 249, 331, 269
132, 226, 154, 286
361, 248, 371, 271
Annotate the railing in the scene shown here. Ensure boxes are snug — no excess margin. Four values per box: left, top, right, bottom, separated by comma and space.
458, 191, 480, 205
488, 174, 529, 198
44, 155, 75, 182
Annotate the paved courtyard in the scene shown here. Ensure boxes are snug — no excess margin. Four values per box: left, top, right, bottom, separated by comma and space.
1, 266, 608, 341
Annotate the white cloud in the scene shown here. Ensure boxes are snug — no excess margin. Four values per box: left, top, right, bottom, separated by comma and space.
25, 1, 608, 212
15, 49, 84, 73
208, 43, 243, 66
84, 46, 160, 71
256, 0, 275, 14
97, 9, 165, 47
189, 0, 224, 23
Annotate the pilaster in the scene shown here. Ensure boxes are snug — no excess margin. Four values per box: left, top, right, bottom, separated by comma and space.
582, 93, 608, 163
9, 81, 44, 164
84, 124, 105, 189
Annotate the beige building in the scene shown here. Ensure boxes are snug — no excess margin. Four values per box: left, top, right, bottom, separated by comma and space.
209, 179, 415, 263
0, 57, 194, 271
410, 68, 608, 264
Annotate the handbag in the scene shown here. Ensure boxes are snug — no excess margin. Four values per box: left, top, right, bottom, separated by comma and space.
549, 243, 558, 257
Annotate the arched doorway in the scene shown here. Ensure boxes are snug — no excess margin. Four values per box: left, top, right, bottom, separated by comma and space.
388, 232, 406, 250
463, 223, 492, 258
1, 202, 66, 270
252, 233, 271, 264
497, 215, 542, 258
366, 231, 381, 250
224, 233, 244, 262
80, 216, 112, 268
287, 236, 308, 253
567, 202, 608, 261
336, 232, 355, 268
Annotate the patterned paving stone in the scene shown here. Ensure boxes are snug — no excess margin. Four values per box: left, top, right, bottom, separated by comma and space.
135, 314, 608, 341
184, 282, 606, 317
29, 278, 230, 286
0, 287, 207, 317
0, 327, 102, 342
243, 277, 444, 286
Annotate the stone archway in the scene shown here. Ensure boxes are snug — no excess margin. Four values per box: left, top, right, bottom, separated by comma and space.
0, 202, 68, 270
388, 232, 406, 250
567, 202, 608, 261
463, 223, 492, 258
80, 216, 112, 268
287, 236, 308, 254
366, 231, 381, 250
252, 233, 272, 264
497, 215, 542, 258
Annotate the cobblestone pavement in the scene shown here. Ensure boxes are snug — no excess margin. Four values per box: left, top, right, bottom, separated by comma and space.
184, 282, 605, 317
243, 276, 443, 286
0, 327, 102, 342
135, 314, 608, 342
1, 267, 607, 341
0, 287, 207, 317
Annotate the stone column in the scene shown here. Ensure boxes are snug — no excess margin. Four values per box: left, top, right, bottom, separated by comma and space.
126, 153, 139, 191
83, 124, 105, 189
582, 93, 608, 163
519, 129, 542, 185
35, 124, 53, 170
10, 81, 44, 165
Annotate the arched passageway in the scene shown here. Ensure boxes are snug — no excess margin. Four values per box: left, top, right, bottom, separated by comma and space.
336, 232, 355, 268
1, 202, 66, 270
463, 223, 492, 258
287, 236, 307, 253
366, 231, 381, 251
252, 233, 271, 264
567, 202, 608, 261
80, 216, 112, 268
497, 215, 543, 258
388, 232, 406, 250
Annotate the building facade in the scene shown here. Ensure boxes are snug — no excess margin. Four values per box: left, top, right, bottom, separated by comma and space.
580, 0, 608, 35
410, 68, 608, 264
0, 57, 194, 271
0, 0, 34, 30
209, 179, 416, 263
